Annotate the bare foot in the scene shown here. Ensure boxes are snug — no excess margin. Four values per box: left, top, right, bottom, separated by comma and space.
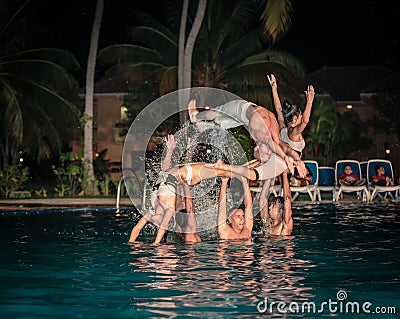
187, 99, 198, 123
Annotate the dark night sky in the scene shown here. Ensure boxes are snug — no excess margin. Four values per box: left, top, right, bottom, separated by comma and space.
276, 0, 399, 72
9, 0, 400, 74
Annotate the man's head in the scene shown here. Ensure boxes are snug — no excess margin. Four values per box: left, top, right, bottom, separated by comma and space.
227, 204, 246, 232
268, 196, 284, 221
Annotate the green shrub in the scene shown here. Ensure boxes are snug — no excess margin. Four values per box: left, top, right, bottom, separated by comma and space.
0, 165, 30, 198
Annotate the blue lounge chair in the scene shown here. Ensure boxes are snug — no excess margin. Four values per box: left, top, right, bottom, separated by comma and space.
335, 160, 370, 202
315, 166, 336, 201
290, 160, 319, 202
366, 159, 399, 201
360, 161, 368, 180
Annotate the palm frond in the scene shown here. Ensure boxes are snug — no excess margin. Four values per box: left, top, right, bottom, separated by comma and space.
21, 103, 61, 158
206, 0, 259, 50
158, 66, 178, 95
240, 50, 305, 78
126, 8, 178, 38
98, 44, 162, 65
257, 0, 294, 43
216, 26, 265, 69
0, 78, 23, 141
0, 19, 25, 55
104, 62, 166, 82
3, 59, 79, 94
22, 78, 82, 122
8, 48, 81, 73
126, 26, 177, 58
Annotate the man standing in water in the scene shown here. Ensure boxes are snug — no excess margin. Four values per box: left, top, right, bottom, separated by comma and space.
174, 183, 202, 243
259, 169, 293, 236
217, 176, 254, 240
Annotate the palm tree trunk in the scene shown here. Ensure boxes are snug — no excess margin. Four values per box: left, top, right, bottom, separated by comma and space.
177, 0, 207, 124
84, 0, 103, 195
178, 0, 189, 124
178, 0, 189, 91
183, 0, 207, 89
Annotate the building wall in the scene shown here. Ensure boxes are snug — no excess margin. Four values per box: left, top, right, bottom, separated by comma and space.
93, 93, 159, 173
95, 94, 124, 164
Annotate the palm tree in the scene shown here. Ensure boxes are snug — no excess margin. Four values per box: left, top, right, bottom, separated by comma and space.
369, 72, 400, 143
191, 0, 303, 103
178, 0, 207, 90
97, 0, 303, 107
257, 0, 294, 44
84, 0, 104, 195
305, 100, 371, 165
0, 7, 81, 170
305, 100, 339, 162
178, 0, 207, 123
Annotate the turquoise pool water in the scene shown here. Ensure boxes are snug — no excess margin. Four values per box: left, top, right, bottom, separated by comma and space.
0, 203, 399, 318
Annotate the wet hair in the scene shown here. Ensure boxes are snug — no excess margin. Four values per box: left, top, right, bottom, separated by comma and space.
271, 196, 284, 212
282, 100, 301, 126
227, 203, 245, 218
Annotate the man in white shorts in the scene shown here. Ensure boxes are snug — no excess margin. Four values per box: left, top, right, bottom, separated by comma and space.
188, 98, 306, 177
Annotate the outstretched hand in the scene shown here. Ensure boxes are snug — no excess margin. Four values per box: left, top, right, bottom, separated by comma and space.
305, 85, 315, 102
267, 74, 277, 89
164, 134, 177, 151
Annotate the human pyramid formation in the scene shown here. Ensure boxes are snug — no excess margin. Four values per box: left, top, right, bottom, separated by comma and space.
128, 74, 315, 244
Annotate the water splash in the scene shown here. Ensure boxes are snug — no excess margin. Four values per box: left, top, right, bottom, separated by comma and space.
123, 87, 250, 233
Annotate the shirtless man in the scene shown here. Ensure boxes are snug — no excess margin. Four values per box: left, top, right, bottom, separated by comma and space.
174, 183, 202, 243
188, 98, 306, 177
259, 169, 293, 236
217, 176, 253, 240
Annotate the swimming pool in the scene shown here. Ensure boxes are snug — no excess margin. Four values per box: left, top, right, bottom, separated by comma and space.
1, 203, 399, 318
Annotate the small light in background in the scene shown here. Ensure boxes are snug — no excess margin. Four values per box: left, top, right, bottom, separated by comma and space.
206, 149, 211, 154
18, 150, 23, 163
346, 104, 353, 109
205, 106, 210, 110
384, 142, 391, 157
